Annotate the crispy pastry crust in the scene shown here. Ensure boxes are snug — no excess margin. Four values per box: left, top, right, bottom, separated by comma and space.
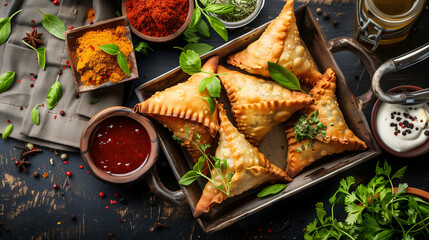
285, 68, 367, 178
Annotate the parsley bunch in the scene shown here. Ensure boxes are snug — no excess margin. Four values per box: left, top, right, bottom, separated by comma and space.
177, 125, 232, 196
305, 161, 429, 240
293, 110, 326, 150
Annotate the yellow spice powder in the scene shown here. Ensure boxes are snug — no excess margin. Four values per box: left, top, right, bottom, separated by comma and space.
76, 26, 133, 85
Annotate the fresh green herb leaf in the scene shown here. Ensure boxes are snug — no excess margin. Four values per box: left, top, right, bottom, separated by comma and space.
293, 110, 326, 145
46, 75, 62, 110
199, 96, 216, 115
195, 132, 201, 142
172, 135, 182, 143
36, 8, 66, 40
0, 10, 21, 46
200, 143, 210, 152
179, 170, 200, 185
257, 184, 287, 198
189, 8, 202, 29
268, 62, 304, 92
178, 43, 213, 56
197, 19, 211, 38
185, 125, 189, 135
22, 40, 46, 70
31, 104, 41, 125
90, 98, 99, 104
2, 124, 13, 139
198, 76, 221, 97
117, 52, 130, 76
179, 50, 201, 74
100, 44, 119, 55
115, 10, 121, 17
193, 156, 206, 172
204, 4, 234, 14
199, 0, 208, 6
134, 41, 153, 55
206, 15, 228, 41
225, 172, 233, 183
0, 71, 15, 93
183, 27, 200, 43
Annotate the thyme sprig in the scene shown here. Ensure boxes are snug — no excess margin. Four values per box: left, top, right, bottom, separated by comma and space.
177, 125, 232, 196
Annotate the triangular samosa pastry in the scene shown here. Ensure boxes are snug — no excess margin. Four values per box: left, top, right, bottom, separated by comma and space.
134, 56, 220, 171
227, 0, 322, 87
218, 65, 314, 146
285, 68, 367, 178
194, 105, 290, 217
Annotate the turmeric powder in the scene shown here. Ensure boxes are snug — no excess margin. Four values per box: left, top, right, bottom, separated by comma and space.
76, 26, 133, 86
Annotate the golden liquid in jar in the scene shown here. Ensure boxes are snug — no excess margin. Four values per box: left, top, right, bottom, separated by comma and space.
372, 0, 415, 16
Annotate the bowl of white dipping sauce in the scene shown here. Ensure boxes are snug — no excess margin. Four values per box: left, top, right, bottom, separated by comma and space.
371, 85, 429, 157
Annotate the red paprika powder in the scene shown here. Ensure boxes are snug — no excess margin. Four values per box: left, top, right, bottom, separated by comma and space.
125, 0, 189, 37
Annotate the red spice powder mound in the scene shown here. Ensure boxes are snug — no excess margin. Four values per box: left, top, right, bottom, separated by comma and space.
125, 0, 189, 37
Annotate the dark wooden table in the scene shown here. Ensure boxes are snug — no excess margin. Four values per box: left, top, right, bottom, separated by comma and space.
1, 0, 429, 239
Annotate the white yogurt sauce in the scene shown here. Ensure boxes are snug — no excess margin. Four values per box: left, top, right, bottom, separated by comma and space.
376, 102, 429, 152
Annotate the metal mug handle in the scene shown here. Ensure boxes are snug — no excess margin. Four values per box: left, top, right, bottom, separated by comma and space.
372, 42, 429, 104
146, 165, 186, 204
328, 37, 382, 110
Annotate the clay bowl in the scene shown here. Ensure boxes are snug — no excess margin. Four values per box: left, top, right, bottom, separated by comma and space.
122, 0, 194, 42
65, 16, 139, 93
371, 85, 429, 158
80, 107, 159, 185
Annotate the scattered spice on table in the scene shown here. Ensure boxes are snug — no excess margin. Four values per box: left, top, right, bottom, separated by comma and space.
76, 26, 132, 85
22, 29, 43, 48
125, 0, 189, 37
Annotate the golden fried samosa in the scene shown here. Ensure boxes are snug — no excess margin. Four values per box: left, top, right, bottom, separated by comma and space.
227, 0, 322, 87
285, 69, 367, 178
134, 56, 220, 171
193, 105, 290, 217
218, 65, 314, 146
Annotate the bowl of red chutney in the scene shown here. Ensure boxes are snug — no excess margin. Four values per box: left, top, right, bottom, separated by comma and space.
80, 106, 159, 184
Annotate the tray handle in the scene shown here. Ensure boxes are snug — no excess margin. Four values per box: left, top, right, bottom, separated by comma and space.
328, 37, 381, 110
146, 165, 186, 204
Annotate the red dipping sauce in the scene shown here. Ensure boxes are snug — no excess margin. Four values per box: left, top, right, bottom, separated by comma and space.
90, 116, 151, 175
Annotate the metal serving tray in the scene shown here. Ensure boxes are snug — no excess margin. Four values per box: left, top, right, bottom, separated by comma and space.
135, 4, 382, 234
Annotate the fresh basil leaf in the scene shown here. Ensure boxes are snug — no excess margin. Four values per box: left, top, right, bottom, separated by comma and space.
179, 170, 200, 185
179, 50, 201, 74
100, 44, 119, 55
31, 104, 41, 125
2, 124, 13, 139
115, 10, 121, 17
197, 19, 210, 38
182, 43, 213, 56
22, 41, 46, 70
0, 71, 15, 93
206, 15, 228, 42
199, 77, 211, 93
183, 27, 199, 43
257, 183, 287, 198
189, 8, 202, 29
37, 8, 66, 40
46, 75, 62, 110
117, 52, 130, 76
0, 10, 21, 46
225, 172, 233, 183
199, 0, 208, 6
90, 98, 99, 104
268, 61, 304, 92
205, 4, 234, 14
199, 96, 216, 115
193, 156, 206, 172
205, 76, 221, 98
134, 41, 153, 55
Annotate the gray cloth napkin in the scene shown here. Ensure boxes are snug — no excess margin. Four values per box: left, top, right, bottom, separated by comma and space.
0, 0, 123, 151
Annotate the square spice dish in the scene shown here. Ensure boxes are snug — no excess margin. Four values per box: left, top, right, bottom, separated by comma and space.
65, 16, 138, 93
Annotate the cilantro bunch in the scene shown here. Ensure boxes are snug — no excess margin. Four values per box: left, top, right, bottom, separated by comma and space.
305, 161, 429, 240
293, 110, 326, 151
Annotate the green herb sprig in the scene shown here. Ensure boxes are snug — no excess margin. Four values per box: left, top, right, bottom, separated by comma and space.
293, 110, 326, 150
0, 9, 22, 46
31, 104, 41, 125
2, 124, 13, 139
186, 0, 233, 42
0, 71, 16, 93
134, 41, 153, 55
22, 40, 46, 70
100, 44, 130, 76
179, 50, 224, 115
305, 161, 429, 240
268, 61, 304, 93
46, 75, 62, 110
178, 125, 233, 196
36, 8, 66, 40
174, 43, 213, 56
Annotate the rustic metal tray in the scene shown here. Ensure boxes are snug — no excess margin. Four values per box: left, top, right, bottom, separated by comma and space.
135, 4, 382, 234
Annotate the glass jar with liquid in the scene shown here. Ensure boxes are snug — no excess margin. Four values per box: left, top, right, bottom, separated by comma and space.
355, 0, 426, 51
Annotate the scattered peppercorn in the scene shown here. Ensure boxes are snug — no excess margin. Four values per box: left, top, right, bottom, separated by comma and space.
60, 110, 65, 116
316, 8, 322, 14
323, 12, 330, 20
79, 165, 84, 169
14, 160, 19, 165
52, 183, 59, 189
332, 20, 339, 27
68, 26, 73, 30
99, 192, 105, 198
33, 171, 40, 178
53, 0, 59, 5
71, 215, 77, 221
66, 171, 72, 177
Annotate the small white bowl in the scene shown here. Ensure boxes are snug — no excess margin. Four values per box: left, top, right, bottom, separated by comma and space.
211, 0, 265, 29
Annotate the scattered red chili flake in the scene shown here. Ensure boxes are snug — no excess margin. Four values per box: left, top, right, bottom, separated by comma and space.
99, 192, 105, 198
68, 26, 73, 30
66, 60, 69, 64
105, 206, 109, 209
109, 200, 118, 205
7, 120, 11, 123
62, 66, 66, 70
18, 80, 21, 83
67, 63, 70, 67
267, 229, 272, 234
54, 115, 57, 119
108, 73, 111, 77
36, 57, 38, 60
31, 20, 35, 23
114, 193, 119, 198
30, 84, 34, 88
42, 104, 44, 107
90, 45, 95, 51
14, 160, 19, 165
32, 26, 36, 30
66, 171, 72, 177
79, 165, 84, 169
12, 157, 15, 161
90, 20, 93, 24
52, 184, 59, 189
30, 78, 33, 81
66, 183, 69, 185
20, 106, 23, 110
60, 110, 65, 116
68, 187, 71, 190
118, 218, 125, 223
4, 4, 8, 6
87, 171, 90, 174
63, 160, 68, 164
